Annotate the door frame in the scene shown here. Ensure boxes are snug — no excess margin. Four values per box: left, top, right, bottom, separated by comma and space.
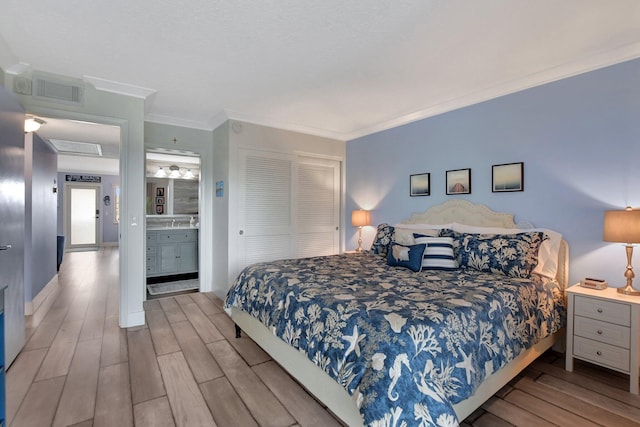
64, 182, 102, 250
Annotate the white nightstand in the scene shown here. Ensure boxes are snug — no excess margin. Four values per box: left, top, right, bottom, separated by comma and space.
566, 284, 640, 394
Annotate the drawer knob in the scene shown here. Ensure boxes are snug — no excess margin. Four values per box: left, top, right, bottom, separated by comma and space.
597, 308, 603, 313
596, 351, 602, 356
597, 330, 603, 335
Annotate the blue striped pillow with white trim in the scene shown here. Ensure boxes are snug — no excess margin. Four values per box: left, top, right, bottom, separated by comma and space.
413, 234, 458, 270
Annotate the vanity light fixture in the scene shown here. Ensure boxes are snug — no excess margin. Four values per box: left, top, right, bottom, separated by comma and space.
169, 165, 182, 179
155, 167, 167, 178
183, 169, 195, 179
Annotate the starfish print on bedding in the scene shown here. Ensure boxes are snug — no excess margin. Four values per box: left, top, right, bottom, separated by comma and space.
455, 348, 475, 384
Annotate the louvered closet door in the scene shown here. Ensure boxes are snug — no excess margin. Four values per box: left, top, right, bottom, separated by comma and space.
296, 157, 340, 258
239, 149, 294, 266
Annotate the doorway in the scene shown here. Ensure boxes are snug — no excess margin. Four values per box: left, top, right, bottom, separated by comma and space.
145, 150, 201, 298
65, 183, 101, 250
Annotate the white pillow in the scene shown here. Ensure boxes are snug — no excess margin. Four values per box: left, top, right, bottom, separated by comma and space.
413, 236, 458, 270
393, 226, 439, 245
451, 222, 562, 280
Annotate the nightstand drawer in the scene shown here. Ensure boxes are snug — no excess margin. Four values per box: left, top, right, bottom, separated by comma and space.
575, 295, 630, 326
574, 336, 630, 372
574, 315, 630, 348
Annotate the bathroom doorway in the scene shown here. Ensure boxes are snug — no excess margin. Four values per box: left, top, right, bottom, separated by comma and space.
145, 150, 201, 298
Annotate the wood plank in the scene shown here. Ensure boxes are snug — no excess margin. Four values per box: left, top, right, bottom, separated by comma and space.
209, 312, 270, 366
157, 351, 218, 427
537, 373, 640, 422
35, 319, 83, 380
190, 292, 222, 316
253, 361, 342, 426
532, 359, 640, 408
200, 377, 258, 427
53, 339, 102, 427
127, 328, 166, 404
207, 340, 295, 427
181, 303, 224, 343
204, 292, 225, 309
170, 321, 223, 383
22, 307, 67, 350
133, 396, 176, 427
143, 298, 162, 311
482, 396, 555, 427
504, 388, 600, 427
470, 412, 514, 427
79, 298, 107, 342
94, 362, 134, 427
159, 297, 188, 323
512, 376, 639, 427
5, 348, 48, 424
100, 314, 128, 367
68, 420, 93, 427
146, 309, 181, 355
174, 294, 194, 306
10, 376, 65, 427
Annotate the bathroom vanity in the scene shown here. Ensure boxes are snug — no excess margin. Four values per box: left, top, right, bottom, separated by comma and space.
146, 227, 198, 278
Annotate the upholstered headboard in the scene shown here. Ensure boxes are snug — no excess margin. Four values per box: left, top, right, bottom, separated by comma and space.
400, 199, 569, 290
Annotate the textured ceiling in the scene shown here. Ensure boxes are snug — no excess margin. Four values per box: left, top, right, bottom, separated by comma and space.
1, 0, 640, 140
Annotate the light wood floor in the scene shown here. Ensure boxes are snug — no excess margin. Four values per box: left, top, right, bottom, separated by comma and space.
7, 248, 640, 426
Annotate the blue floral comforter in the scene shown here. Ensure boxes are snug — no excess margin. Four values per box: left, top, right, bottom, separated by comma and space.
224, 253, 565, 426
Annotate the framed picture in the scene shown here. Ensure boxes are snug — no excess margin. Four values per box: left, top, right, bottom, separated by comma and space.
156, 187, 165, 197
410, 173, 430, 197
155, 205, 164, 215
492, 162, 524, 192
155, 197, 165, 205
446, 168, 471, 195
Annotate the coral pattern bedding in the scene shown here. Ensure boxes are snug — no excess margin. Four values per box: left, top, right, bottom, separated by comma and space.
225, 252, 566, 426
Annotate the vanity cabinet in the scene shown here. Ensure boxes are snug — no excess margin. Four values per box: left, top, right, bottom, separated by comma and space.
146, 229, 198, 277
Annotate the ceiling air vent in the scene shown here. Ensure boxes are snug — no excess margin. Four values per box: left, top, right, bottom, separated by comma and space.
32, 73, 83, 105
49, 139, 102, 157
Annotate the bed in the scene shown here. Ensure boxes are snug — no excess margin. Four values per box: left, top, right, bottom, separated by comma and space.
225, 200, 568, 426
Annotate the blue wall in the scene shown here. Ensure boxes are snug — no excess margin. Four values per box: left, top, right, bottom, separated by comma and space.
346, 58, 640, 287
25, 133, 58, 303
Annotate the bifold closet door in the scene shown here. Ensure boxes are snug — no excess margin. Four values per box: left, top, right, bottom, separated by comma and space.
238, 150, 341, 270
296, 157, 340, 258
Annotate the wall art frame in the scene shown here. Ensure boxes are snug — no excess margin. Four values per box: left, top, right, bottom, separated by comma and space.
446, 168, 471, 195
410, 173, 430, 196
492, 162, 524, 192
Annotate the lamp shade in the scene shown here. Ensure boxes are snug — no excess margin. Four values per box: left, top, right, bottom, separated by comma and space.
603, 208, 640, 244
351, 209, 371, 227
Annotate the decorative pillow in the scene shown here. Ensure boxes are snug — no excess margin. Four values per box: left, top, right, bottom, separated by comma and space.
386, 242, 427, 272
393, 227, 439, 246
438, 229, 466, 263
451, 222, 562, 279
413, 235, 458, 270
370, 223, 394, 257
458, 231, 547, 278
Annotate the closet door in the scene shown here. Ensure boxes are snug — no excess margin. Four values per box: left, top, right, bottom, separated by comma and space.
296, 156, 340, 257
238, 149, 293, 266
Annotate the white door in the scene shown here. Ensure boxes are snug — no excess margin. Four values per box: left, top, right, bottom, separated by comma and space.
296, 156, 340, 257
238, 149, 293, 266
0, 87, 26, 367
66, 184, 100, 249
237, 149, 341, 270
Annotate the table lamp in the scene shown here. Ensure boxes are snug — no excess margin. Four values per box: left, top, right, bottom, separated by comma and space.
603, 206, 640, 295
351, 209, 371, 252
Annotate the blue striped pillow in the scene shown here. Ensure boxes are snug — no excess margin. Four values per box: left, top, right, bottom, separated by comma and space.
413, 234, 458, 270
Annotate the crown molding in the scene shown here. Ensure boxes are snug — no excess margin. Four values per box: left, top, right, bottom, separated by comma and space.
224, 109, 347, 141
83, 75, 157, 99
344, 41, 640, 141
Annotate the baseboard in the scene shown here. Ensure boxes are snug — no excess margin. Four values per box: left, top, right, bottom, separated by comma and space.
25, 275, 60, 316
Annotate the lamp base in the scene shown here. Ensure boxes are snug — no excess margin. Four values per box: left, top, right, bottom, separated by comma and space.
617, 285, 640, 296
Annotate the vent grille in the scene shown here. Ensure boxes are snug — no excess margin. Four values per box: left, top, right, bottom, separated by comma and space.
33, 74, 83, 105
49, 139, 102, 156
